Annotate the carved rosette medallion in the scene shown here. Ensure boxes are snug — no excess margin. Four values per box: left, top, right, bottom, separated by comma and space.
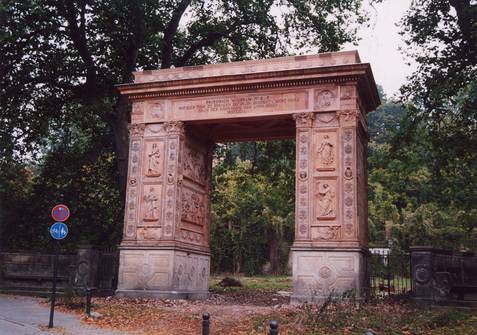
342, 128, 355, 237
294, 113, 313, 239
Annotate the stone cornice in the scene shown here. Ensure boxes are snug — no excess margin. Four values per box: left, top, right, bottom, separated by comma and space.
117, 63, 380, 113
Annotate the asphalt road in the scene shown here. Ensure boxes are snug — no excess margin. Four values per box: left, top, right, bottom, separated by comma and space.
0, 295, 128, 335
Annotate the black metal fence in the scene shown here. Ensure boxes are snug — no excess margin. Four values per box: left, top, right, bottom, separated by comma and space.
369, 249, 412, 297
0, 247, 119, 295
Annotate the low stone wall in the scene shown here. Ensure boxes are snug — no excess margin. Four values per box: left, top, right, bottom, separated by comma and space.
411, 246, 477, 306
0, 246, 119, 296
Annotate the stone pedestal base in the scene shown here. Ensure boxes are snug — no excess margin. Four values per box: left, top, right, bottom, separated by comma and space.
116, 248, 210, 299
291, 248, 368, 303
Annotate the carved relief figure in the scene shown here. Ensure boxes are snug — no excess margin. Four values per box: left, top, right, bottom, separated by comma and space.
313, 226, 340, 240
183, 146, 206, 184
151, 103, 164, 118
181, 190, 205, 225
147, 143, 162, 176
317, 182, 335, 217
143, 187, 159, 221
317, 135, 334, 167
320, 90, 333, 106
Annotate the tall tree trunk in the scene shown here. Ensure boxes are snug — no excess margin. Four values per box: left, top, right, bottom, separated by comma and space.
111, 95, 131, 206
268, 229, 281, 274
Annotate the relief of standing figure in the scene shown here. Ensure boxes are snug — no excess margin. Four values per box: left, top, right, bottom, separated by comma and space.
144, 187, 159, 221
147, 143, 162, 176
317, 182, 335, 217
317, 135, 334, 167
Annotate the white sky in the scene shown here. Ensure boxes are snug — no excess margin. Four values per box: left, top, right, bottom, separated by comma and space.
343, 0, 416, 97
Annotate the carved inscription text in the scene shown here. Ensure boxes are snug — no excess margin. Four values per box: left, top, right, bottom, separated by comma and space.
174, 92, 307, 117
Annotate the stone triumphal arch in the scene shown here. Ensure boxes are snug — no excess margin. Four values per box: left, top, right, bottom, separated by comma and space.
116, 51, 380, 301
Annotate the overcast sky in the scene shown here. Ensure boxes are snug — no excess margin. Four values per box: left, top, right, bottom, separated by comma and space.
343, 0, 416, 97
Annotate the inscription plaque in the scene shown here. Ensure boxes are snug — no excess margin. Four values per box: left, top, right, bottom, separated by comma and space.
174, 91, 308, 119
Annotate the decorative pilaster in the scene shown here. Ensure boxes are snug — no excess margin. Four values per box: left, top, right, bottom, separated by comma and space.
123, 124, 146, 242
293, 112, 314, 241
163, 121, 185, 241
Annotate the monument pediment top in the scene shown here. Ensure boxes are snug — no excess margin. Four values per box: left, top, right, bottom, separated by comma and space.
117, 50, 380, 113
132, 50, 361, 84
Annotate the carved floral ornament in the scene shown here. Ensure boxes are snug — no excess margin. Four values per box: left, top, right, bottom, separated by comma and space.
164, 121, 185, 134
336, 110, 359, 122
293, 112, 314, 128
128, 123, 146, 137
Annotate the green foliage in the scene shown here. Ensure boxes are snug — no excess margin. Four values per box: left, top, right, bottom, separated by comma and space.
370, 0, 477, 250
0, 0, 369, 253
211, 141, 295, 275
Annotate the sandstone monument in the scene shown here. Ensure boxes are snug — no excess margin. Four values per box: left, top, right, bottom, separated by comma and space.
116, 50, 380, 301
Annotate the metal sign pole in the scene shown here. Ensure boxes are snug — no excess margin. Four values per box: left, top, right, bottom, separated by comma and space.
48, 239, 59, 328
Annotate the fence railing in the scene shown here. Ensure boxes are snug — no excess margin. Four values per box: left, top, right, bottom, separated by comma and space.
369, 249, 412, 297
0, 246, 119, 295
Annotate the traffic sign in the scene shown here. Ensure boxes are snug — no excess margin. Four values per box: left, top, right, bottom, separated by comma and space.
50, 222, 68, 240
51, 204, 70, 222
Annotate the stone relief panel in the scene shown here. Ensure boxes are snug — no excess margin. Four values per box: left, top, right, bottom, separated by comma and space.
314, 87, 339, 111
144, 124, 166, 137
314, 112, 339, 128
137, 227, 162, 240
140, 184, 162, 225
173, 252, 209, 292
183, 145, 206, 185
293, 251, 362, 297
311, 225, 341, 241
143, 141, 164, 177
119, 251, 171, 290
315, 179, 337, 220
342, 128, 355, 238
315, 132, 337, 171
131, 102, 145, 124
340, 85, 356, 100
145, 101, 166, 122
181, 188, 206, 226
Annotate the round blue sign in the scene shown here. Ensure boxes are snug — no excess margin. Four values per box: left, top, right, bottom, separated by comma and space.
50, 222, 68, 240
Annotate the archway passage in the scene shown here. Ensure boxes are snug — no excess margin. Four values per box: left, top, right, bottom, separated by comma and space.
116, 51, 380, 302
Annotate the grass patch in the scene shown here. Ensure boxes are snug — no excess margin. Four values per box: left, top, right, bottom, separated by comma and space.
209, 275, 292, 291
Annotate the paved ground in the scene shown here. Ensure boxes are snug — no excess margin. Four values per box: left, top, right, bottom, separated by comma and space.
0, 295, 129, 335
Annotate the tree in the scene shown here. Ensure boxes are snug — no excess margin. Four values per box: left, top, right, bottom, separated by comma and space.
388, 0, 477, 249
1, 0, 369, 206
211, 142, 295, 274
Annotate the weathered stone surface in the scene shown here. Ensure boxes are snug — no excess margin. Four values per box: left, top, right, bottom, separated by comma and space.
117, 50, 380, 301
116, 249, 209, 299
290, 248, 368, 303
